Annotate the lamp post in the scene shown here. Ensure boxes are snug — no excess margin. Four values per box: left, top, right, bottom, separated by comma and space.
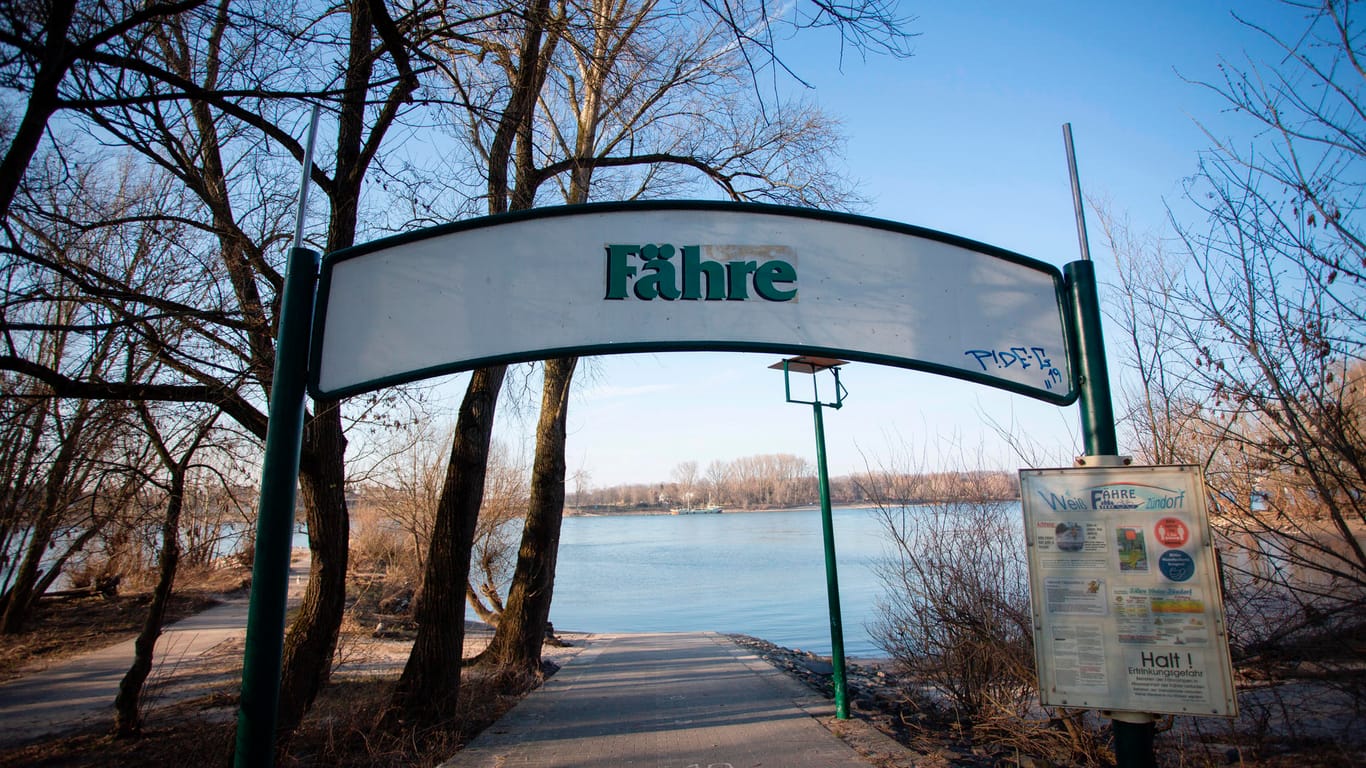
770, 355, 850, 719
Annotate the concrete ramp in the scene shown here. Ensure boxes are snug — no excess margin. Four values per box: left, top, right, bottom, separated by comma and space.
443, 632, 875, 768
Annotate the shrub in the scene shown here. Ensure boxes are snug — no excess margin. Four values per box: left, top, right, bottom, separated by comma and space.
870, 497, 1035, 721
865, 477, 1110, 765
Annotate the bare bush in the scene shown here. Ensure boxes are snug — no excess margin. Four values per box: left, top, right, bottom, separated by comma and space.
869, 494, 1034, 720
861, 458, 1109, 764
345, 420, 530, 635
349, 519, 409, 580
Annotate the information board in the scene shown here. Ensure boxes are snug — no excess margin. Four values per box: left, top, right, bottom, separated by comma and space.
1020, 464, 1238, 717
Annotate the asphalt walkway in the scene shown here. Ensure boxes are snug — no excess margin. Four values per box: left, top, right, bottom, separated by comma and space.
442, 632, 883, 768
0, 553, 308, 749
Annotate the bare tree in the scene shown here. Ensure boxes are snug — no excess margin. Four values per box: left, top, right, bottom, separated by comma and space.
395, 0, 913, 719
1109, 1, 1366, 652
0, 0, 916, 740
113, 401, 219, 736
0, 0, 211, 221
0, 157, 180, 632
569, 466, 591, 507
478, 356, 576, 669
0, 0, 459, 741
466, 441, 529, 627
671, 461, 701, 506
389, 0, 558, 722
705, 458, 732, 505
366, 420, 453, 576
0, 389, 134, 632
478, 0, 891, 677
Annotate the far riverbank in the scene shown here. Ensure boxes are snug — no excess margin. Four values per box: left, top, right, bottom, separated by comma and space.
565, 497, 1019, 517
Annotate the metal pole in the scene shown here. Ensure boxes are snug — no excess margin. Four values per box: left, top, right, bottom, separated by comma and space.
812, 402, 849, 719
1067, 259, 1153, 766
1062, 124, 1155, 768
1064, 260, 1118, 457
234, 105, 322, 768
1063, 122, 1092, 262
1062, 124, 1117, 458
232, 246, 318, 768
289, 103, 318, 248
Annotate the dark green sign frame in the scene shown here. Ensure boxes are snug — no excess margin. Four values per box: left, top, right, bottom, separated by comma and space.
307, 201, 1080, 405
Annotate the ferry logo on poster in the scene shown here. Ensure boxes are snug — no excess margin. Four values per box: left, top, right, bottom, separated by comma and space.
1087, 482, 1187, 511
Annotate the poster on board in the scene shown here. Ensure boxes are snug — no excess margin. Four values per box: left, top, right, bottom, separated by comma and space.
1020, 464, 1238, 717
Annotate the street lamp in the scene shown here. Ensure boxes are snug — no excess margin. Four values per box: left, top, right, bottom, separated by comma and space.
769, 355, 850, 719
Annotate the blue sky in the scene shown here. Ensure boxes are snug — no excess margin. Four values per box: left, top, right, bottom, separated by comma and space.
484, 0, 1308, 489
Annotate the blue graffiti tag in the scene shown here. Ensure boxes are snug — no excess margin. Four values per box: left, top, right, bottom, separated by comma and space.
964, 346, 1064, 390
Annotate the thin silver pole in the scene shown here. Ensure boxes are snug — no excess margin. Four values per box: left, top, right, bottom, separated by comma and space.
1062, 122, 1092, 262
292, 104, 322, 250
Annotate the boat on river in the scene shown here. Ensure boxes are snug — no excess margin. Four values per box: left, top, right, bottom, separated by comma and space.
670, 506, 722, 515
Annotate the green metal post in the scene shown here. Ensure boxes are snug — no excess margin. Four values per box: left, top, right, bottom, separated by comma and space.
1064, 259, 1155, 768
1064, 259, 1118, 457
812, 402, 850, 719
233, 246, 319, 768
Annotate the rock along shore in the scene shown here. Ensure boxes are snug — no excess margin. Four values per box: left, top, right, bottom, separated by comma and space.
725, 634, 1011, 767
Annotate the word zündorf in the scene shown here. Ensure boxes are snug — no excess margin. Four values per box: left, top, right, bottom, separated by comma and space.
605, 243, 798, 302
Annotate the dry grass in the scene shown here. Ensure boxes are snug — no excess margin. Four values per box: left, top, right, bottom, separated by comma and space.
0, 558, 569, 767
0, 717, 237, 768
0, 665, 538, 768
280, 665, 541, 767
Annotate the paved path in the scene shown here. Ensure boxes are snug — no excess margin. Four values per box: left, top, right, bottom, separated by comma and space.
0, 553, 308, 749
443, 632, 881, 768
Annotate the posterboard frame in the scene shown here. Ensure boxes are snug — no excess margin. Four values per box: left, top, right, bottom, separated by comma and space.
1020, 464, 1239, 717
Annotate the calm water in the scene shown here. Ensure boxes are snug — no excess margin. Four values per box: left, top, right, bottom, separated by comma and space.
549, 506, 893, 658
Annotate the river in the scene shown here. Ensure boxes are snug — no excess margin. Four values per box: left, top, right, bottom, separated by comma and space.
549, 505, 897, 658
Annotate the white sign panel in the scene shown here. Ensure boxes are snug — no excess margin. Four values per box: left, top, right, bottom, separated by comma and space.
1020, 465, 1239, 717
310, 202, 1075, 401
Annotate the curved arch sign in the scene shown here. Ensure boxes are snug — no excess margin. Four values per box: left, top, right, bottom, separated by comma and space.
240, 200, 1087, 766
309, 201, 1078, 403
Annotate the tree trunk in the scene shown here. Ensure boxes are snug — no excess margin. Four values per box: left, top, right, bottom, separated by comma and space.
274, 0, 393, 734
113, 470, 184, 736
275, 402, 349, 736
391, 365, 506, 723
1, 408, 87, 634
0, 0, 75, 222
0, 398, 50, 610
387, 0, 556, 720
478, 356, 576, 672
0, 518, 58, 634
385, 0, 558, 722
30, 519, 106, 600
466, 584, 501, 628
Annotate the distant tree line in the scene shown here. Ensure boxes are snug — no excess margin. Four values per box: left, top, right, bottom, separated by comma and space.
570, 454, 1020, 511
